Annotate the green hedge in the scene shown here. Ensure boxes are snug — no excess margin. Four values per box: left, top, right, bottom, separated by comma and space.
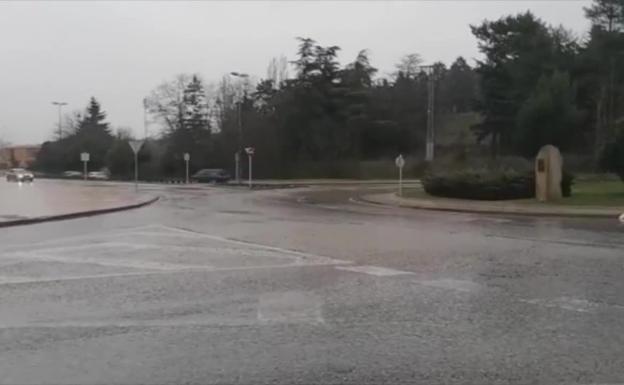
423, 168, 574, 200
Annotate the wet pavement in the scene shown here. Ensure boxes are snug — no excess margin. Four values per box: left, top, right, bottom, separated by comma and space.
0, 179, 151, 222
0, 183, 623, 384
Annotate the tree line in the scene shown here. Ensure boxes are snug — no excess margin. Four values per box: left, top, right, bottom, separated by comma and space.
35, 0, 624, 179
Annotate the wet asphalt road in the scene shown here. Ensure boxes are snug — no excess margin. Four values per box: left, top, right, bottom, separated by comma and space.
0, 183, 623, 385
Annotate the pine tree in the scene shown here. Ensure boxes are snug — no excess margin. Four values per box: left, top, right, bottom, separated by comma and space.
79, 97, 112, 136
182, 75, 210, 131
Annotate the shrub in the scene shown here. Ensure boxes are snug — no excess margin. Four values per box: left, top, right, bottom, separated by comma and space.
423, 167, 574, 200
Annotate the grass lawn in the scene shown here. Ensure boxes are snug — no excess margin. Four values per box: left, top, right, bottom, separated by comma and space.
552, 180, 624, 206
403, 180, 624, 207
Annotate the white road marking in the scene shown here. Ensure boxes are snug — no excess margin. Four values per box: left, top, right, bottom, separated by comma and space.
418, 279, 482, 293
519, 297, 624, 313
149, 225, 351, 265
335, 265, 413, 277
348, 197, 382, 207
0, 224, 363, 286
0, 261, 346, 286
7, 248, 206, 271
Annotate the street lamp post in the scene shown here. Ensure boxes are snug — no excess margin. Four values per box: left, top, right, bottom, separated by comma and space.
52, 101, 68, 139
230, 72, 249, 184
420, 65, 435, 163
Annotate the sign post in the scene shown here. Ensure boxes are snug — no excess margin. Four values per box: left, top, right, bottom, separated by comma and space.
80, 152, 90, 181
128, 140, 144, 192
395, 154, 405, 197
183, 153, 190, 184
245, 147, 255, 189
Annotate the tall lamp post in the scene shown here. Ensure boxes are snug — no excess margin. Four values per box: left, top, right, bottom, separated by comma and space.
420, 65, 435, 162
52, 101, 68, 139
230, 71, 249, 184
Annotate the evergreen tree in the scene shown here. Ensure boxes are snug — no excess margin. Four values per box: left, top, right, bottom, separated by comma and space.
470, 12, 577, 156
182, 75, 210, 131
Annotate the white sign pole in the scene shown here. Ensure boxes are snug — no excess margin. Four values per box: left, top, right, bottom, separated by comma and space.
245, 147, 255, 189
399, 165, 403, 197
248, 154, 252, 189
184, 153, 190, 184
395, 154, 405, 197
128, 140, 144, 192
80, 152, 90, 181
134, 153, 138, 191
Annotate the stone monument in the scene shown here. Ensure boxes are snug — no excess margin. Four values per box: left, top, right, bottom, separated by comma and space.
535, 144, 563, 202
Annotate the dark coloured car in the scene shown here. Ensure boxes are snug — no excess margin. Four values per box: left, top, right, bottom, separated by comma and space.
192, 169, 231, 183
5, 168, 34, 182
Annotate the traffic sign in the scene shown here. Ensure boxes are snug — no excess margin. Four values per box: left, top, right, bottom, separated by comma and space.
128, 140, 145, 191
129, 139, 144, 154
395, 154, 405, 168
245, 147, 255, 156
183, 153, 190, 161
80, 152, 90, 162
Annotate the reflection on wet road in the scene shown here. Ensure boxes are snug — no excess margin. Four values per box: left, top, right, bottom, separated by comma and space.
0, 183, 623, 384
0, 179, 147, 221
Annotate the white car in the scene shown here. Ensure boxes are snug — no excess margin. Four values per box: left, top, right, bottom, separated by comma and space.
6, 168, 34, 182
87, 171, 110, 180
62, 170, 83, 179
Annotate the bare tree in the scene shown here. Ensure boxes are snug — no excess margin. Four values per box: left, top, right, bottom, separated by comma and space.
145, 74, 193, 134
266, 55, 289, 87
394, 53, 423, 78
213, 74, 255, 132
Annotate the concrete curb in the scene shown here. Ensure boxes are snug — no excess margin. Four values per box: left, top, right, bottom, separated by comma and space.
359, 193, 624, 218
0, 196, 160, 228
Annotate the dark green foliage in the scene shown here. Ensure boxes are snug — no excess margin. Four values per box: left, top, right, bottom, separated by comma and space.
470, 12, 579, 156
562, 171, 575, 197
34, 97, 113, 173
423, 168, 575, 200
515, 72, 584, 156
423, 169, 535, 200
600, 131, 624, 180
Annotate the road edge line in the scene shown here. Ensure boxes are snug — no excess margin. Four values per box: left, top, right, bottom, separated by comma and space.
0, 196, 160, 228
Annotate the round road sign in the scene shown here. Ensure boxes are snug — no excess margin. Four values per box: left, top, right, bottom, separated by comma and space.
395, 154, 405, 168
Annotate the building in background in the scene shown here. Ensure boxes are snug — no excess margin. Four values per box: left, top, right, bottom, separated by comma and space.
0, 145, 40, 169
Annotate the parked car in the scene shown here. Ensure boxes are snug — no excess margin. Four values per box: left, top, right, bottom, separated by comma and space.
5, 168, 34, 182
87, 171, 110, 180
192, 168, 231, 183
62, 170, 83, 179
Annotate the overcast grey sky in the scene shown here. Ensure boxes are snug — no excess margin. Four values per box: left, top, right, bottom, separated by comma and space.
0, 0, 591, 145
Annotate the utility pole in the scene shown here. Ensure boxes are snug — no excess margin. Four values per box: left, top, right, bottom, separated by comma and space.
230, 72, 249, 184
52, 101, 68, 139
421, 65, 435, 162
